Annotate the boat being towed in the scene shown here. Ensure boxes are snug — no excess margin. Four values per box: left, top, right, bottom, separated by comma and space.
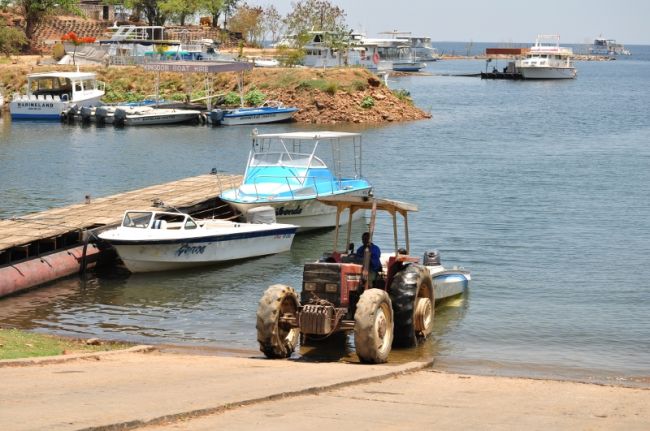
98, 207, 297, 273
220, 131, 373, 230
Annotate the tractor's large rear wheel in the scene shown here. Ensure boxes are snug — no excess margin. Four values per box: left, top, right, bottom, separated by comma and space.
390, 264, 434, 348
354, 289, 394, 364
256, 284, 300, 359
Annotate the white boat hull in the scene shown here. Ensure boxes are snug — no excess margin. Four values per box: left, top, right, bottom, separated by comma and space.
519, 66, 577, 79
428, 266, 471, 301
10, 94, 103, 120
118, 109, 201, 126
225, 189, 371, 231
103, 227, 295, 272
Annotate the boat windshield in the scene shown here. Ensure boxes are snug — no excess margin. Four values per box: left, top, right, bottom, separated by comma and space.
122, 211, 153, 228
250, 152, 326, 168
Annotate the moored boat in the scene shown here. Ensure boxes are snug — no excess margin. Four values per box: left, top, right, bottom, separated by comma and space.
516, 34, 577, 79
220, 131, 372, 230
98, 208, 297, 273
210, 101, 298, 126
9, 71, 105, 120
114, 107, 201, 126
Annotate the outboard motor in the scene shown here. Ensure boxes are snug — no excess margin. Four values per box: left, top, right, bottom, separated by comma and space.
80, 106, 94, 123
209, 108, 224, 126
113, 107, 127, 126
423, 250, 441, 266
245, 206, 277, 224
95, 106, 109, 124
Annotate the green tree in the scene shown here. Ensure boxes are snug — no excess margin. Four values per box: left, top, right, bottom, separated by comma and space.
160, 0, 200, 26
284, 0, 346, 34
122, 0, 168, 26
199, 0, 224, 28
0, 18, 29, 56
4, 0, 79, 50
222, 0, 240, 29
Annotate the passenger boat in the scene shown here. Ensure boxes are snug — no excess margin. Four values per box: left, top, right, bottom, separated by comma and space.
113, 107, 201, 126
210, 101, 298, 126
589, 37, 631, 56
219, 131, 373, 230
516, 34, 577, 79
9, 71, 105, 120
98, 208, 297, 273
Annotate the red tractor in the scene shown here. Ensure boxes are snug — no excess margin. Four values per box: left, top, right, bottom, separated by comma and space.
256, 195, 436, 363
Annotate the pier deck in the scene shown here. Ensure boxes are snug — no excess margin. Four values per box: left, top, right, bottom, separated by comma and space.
0, 173, 242, 258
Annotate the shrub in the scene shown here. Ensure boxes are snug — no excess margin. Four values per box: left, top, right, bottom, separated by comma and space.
324, 82, 338, 95
351, 80, 368, 91
244, 88, 266, 106
360, 96, 375, 109
392, 89, 413, 104
224, 91, 242, 105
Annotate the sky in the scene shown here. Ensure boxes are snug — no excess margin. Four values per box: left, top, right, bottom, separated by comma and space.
245, 0, 650, 45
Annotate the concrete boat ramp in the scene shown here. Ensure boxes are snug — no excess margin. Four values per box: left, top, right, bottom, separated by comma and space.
0, 173, 242, 297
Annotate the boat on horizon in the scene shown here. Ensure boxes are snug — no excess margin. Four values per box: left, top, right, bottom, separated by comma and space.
98, 208, 297, 273
219, 131, 373, 230
516, 34, 577, 79
9, 71, 105, 120
589, 36, 631, 56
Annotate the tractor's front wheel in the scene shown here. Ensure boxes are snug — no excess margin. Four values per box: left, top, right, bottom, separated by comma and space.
256, 284, 300, 359
354, 289, 394, 364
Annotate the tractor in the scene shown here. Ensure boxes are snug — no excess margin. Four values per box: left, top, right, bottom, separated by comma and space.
256, 195, 438, 363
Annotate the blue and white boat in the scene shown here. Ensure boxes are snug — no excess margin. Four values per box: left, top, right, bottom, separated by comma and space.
210, 101, 298, 126
9, 71, 105, 120
220, 131, 373, 230
98, 208, 297, 273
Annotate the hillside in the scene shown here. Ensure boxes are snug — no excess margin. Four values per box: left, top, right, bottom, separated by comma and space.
0, 59, 430, 124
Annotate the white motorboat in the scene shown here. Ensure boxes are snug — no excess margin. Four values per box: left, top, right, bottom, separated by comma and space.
589, 37, 631, 56
98, 208, 297, 273
210, 101, 298, 126
113, 107, 201, 126
517, 34, 577, 79
220, 131, 373, 230
9, 71, 105, 120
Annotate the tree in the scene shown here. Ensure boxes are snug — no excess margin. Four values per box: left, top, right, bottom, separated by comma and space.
261, 4, 283, 44
61, 31, 95, 65
199, 0, 224, 28
160, 0, 200, 26
0, 18, 29, 56
284, 0, 346, 34
5, 0, 79, 51
122, 0, 168, 26
222, 0, 240, 29
228, 3, 263, 45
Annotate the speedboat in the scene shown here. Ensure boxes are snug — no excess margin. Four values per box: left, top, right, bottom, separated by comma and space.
220, 131, 373, 230
113, 107, 201, 126
210, 101, 298, 126
516, 34, 577, 79
98, 208, 297, 273
9, 71, 105, 120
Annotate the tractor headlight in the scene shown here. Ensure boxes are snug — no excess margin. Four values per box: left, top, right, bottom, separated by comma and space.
304, 282, 317, 291
325, 283, 338, 293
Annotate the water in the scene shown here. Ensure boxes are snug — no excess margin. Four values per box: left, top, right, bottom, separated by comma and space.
1, 53, 649, 385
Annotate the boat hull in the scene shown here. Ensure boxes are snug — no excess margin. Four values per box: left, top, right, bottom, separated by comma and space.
9, 94, 103, 120
519, 66, 577, 79
220, 107, 298, 126
105, 227, 296, 273
118, 109, 201, 126
224, 188, 371, 231
429, 267, 471, 301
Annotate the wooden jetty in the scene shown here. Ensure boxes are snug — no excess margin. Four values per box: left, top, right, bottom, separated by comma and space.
0, 173, 242, 297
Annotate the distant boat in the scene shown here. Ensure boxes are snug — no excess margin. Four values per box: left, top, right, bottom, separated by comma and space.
516, 35, 577, 79
210, 101, 298, 126
254, 57, 280, 68
589, 37, 631, 56
98, 208, 297, 273
9, 71, 105, 120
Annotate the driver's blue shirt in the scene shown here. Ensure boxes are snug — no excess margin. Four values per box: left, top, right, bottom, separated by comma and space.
356, 243, 382, 273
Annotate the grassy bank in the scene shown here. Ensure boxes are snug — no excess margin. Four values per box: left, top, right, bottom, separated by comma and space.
0, 328, 131, 360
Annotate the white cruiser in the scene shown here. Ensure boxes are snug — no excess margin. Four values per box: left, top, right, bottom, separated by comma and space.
517, 35, 577, 79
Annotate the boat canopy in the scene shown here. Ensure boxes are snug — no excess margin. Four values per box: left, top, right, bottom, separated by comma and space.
253, 131, 361, 140
317, 195, 418, 217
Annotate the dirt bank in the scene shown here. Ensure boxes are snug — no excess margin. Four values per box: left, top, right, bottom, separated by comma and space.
0, 57, 430, 124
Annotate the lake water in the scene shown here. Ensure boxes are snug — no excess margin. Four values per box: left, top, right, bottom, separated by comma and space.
1, 52, 649, 386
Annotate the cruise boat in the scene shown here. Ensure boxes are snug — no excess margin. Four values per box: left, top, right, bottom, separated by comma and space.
9, 71, 105, 120
589, 37, 631, 56
209, 101, 298, 126
219, 131, 373, 230
517, 35, 577, 79
98, 208, 297, 273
